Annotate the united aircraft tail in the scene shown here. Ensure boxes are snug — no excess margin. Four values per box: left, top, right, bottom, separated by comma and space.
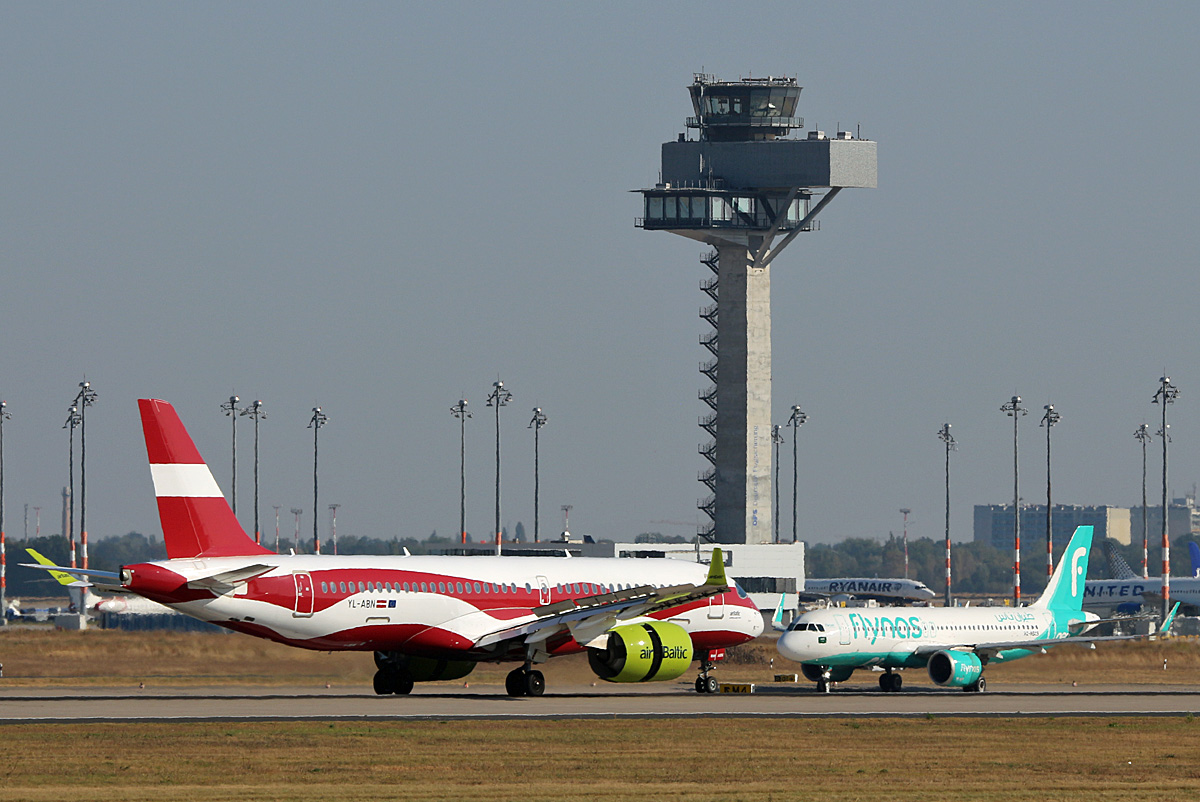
139, 399, 272, 559
1030, 525, 1093, 611
1190, 542, 1200, 579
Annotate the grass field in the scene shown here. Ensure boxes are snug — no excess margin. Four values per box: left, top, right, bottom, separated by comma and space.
2, 629, 1199, 800
1, 718, 1198, 801
0, 627, 1197, 690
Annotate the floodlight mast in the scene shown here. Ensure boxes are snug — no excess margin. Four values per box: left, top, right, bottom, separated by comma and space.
0, 401, 9, 626
239, 400, 266, 545
529, 408, 548, 543
1134, 423, 1152, 578
1040, 404, 1061, 580
220, 395, 240, 517
1000, 395, 1027, 606
486, 381, 513, 556
1152, 375, 1180, 623
291, 508, 302, 552
74, 381, 97, 570
637, 73, 875, 545
273, 505, 282, 553
450, 399, 471, 545
786, 405, 807, 544
899, 508, 911, 579
308, 407, 328, 555
936, 423, 957, 607
328, 503, 340, 555
63, 405, 80, 568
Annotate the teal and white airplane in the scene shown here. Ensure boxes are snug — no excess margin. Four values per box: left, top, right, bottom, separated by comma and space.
778, 526, 1179, 693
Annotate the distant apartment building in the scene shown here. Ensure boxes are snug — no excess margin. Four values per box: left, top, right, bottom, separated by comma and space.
1128, 495, 1200, 544
973, 504, 1132, 549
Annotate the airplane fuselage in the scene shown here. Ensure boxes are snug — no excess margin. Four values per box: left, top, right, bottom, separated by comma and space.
122, 553, 764, 660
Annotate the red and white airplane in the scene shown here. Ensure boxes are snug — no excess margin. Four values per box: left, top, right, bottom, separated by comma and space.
29, 399, 763, 696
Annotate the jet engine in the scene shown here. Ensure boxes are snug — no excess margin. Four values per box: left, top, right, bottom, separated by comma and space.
800, 664, 855, 684
927, 650, 983, 687
587, 621, 693, 683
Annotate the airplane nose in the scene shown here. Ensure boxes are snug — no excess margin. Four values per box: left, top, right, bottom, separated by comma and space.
777, 633, 802, 662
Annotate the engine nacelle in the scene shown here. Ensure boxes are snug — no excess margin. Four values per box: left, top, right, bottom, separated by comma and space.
927, 650, 983, 687
800, 664, 855, 684
588, 621, 693, 683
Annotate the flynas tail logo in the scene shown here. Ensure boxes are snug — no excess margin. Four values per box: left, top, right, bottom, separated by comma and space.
1070, 546, 1087, 596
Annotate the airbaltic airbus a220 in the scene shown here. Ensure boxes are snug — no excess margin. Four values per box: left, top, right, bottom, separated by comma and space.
27, 399, 763, 697
778, 525, 1178, 693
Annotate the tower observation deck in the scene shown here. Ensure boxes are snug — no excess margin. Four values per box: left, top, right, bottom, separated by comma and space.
637, 74, 876, 545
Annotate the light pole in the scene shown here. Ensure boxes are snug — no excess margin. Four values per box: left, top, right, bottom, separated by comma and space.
291, 508, 302, 552
486, 381, 512, 555
220, 395, 240, 517
786, 405, 807, 544
273, 505, 282, 553
1153, 376, 1180, 623
329, 503, 340, 555
1000, 395, 1027, 606
1041, 404, 1061, 581
1134, 423, 1152, 578
74, 381, 97, 570
239, 400, 265, 545
772, 425, 784, 544
937, 423, 956, 607
899, 508, 911, 579
309, 407, 328, 555
529, 407, 548, 544
33, 506, 40, 538
63, 405, 80, 568
0, 401, 9, 626
450, 399, 471, 544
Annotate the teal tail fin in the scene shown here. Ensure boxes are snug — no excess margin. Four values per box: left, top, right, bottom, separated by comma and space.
1031, 525, 1094, 610
1160, 602, 1181, 636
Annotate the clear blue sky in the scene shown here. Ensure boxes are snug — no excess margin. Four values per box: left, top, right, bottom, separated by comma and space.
2, 3, 1198, 547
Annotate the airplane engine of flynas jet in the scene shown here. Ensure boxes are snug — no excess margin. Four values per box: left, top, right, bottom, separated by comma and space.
25, 399, 764, 698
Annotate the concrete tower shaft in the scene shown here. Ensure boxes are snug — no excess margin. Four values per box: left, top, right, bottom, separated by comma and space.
638, 74, 876, 545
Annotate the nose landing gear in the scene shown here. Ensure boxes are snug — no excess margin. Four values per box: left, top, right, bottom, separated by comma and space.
694, 659, 720, 694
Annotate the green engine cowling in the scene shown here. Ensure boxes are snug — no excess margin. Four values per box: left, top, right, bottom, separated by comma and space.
587, 621, 693, 683
927, 650, 983, 687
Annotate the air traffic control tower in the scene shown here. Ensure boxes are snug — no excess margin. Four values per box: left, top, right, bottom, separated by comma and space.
637, 74, 876, 545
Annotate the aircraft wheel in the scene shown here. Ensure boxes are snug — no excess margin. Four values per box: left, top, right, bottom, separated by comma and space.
704, 676, 719, 694
372, 669, 393, 696
975, 677, 986, 693
393, 674, 414, 695
505, 667, 527, 697
879, 673, 891, 692
816, 680, 829, 693
892, 673, 903, 692
524, 670, 545, 697
695, 676, 707, 694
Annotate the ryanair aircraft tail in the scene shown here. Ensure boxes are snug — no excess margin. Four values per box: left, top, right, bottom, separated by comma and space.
1030, 526, 1093, 611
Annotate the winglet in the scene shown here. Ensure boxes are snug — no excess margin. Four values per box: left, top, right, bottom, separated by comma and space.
25, 548, 77, 586
1160, 602, 1181, 637
705, 548, 728, 587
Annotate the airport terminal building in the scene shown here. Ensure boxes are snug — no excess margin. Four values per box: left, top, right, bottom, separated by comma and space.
973, 504, 1131, 548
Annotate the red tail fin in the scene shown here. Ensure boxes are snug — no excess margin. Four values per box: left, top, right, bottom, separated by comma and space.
139, 399, 272, 559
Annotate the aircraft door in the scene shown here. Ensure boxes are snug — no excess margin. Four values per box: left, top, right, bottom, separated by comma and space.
536, 575, 551, 606
834, 614, 851, 645
293, 572, 315, 618
708, 592, 725, 619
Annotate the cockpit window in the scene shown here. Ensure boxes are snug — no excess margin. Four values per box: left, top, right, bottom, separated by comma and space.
732, 581, 748, 599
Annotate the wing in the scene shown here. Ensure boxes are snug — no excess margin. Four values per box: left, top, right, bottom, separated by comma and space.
912, 631, 1155, 662
472, 549, 731, 653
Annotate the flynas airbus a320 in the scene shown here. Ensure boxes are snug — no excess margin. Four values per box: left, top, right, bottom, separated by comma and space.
778, 525, 1178, 693
25, 399, 763, 697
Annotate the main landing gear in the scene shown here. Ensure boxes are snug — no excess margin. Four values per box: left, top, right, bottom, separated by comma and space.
694, 659, 720, 694
879, 670, 903, 693
505, 665, 545, 697
372, 651, 414, 696
964, 677, 986, 693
